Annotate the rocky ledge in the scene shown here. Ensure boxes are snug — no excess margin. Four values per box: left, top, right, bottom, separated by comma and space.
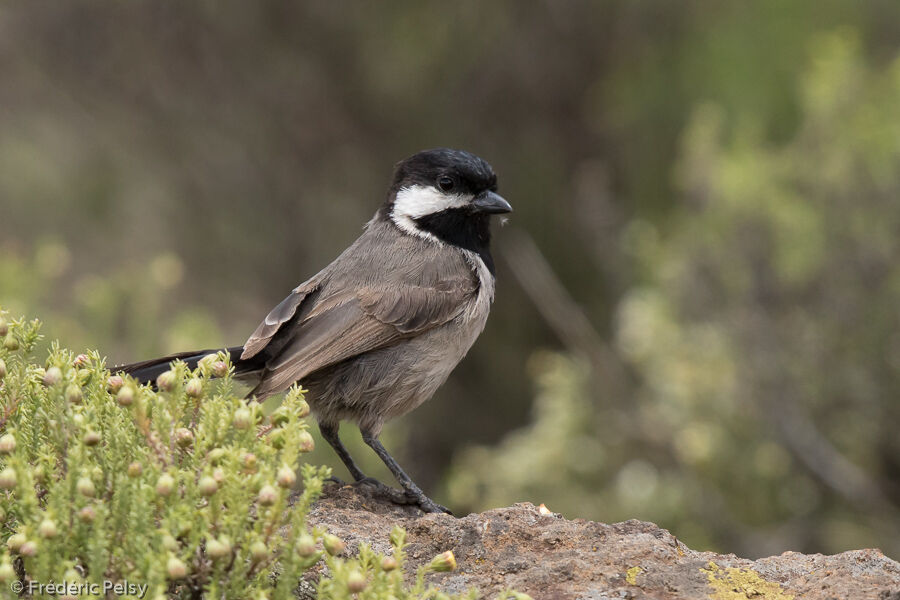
305, 484, 900, 600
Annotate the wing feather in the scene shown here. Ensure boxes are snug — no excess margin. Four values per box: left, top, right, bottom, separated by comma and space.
241, 278, 321, 360
249, 279, 475, 397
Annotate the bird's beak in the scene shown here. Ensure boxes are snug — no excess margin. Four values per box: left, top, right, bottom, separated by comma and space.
472, 191, 513, 214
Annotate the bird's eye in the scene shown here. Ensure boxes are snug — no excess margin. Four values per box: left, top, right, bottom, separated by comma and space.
438, 176, 455, 192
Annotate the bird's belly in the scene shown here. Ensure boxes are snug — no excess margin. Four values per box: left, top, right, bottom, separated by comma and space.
301, 315, 487, 434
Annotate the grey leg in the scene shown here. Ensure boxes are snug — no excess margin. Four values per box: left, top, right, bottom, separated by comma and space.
361, 430, 451, 514
319, 422, 367, 482
319, 423, 410, 504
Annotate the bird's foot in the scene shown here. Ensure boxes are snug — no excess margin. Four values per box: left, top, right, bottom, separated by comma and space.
352, 478, 451, 514
412, 493, 452, 515
352, 477, 416, 505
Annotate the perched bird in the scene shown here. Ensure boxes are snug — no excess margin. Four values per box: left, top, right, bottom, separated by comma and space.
116, 148, 511, 513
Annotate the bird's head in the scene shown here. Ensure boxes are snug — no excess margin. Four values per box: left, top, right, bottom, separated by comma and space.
382, 148, 512, 244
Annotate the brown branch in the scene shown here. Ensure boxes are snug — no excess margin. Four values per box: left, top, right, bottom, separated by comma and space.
498, 228, 631, 400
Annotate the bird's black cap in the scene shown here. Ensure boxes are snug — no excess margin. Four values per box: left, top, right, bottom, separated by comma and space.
388, 148, 498, 199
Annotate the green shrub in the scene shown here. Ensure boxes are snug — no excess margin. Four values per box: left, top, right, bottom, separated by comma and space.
0, 309, 524, 599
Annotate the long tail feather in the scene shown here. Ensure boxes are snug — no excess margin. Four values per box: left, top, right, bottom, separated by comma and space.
111, 345, 248, 385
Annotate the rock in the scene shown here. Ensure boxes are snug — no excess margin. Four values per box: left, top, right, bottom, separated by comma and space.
306, 483, 900, 599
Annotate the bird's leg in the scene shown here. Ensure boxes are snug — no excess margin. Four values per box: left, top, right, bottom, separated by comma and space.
361, 430, 452, 514
319, 423, 410, 504
319, 422, 367, 483
320, 422, 449, 511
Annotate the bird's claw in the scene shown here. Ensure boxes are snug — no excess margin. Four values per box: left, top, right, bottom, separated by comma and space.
352, 478, 451, 514
415, 496, 452, 515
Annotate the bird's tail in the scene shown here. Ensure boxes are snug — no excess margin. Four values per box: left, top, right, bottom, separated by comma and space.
111, 345, 251, 385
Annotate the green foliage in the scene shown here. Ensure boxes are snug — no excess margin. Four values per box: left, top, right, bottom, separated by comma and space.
446, 32, 900, 558
0, 309, 517, 599
0, 243, 222, 364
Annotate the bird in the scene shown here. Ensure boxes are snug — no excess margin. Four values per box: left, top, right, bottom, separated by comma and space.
115, 148, 512, 513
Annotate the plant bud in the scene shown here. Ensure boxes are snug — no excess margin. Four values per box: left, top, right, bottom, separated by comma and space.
127, 462, 143, 478
198, 353, 217, 372
212, 361, 228, 378
0, 318, 7, 336
322, 534, 345, 556
267, 428, 286, 450
241, 452, 257, 472
428, 550, 457, 572
38, 519, 58, 538
43, 366, 63, 387
0, 434, 16, 454
0, 562, 14, 582
77, 476, 96, 497
7, 533, 26, 552
66, 384, 83, 404
116, 386, 134, 407
347, 570, 367, 593
0, 467, 17, 489
207, 537, 231, 559
156, 370, 176, 392
19, 541, 37, 558
77, 369, 91, 387
73, 354, 89, 368
296, 399, 310, 418
185, 378, 203, 398
206, 539, 225, 558
3, 335, 18, 351
257, 484, 278, 506
297, 431, 315, 453
249, 540, 268, 562
212, 467, 225, 483
106, 375, 124, 393
156, 473, 175, 496
295, 534, 316, 558
0, 359, 6, 380
161, 533, 178, 551
84, 431, 101, 447
381, 556, 398, 571
198, 476, 218, 496
277, 465, 296, 489
233, 408, 252, 430
175, 428, 193, 448
166, 556, 188, 579
77, 506, 96, 523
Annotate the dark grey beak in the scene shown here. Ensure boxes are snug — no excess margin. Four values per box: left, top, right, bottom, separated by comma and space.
472, 191, 513, 214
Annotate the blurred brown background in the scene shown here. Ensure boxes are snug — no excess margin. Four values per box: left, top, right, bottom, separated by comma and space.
2, 0, 900, 559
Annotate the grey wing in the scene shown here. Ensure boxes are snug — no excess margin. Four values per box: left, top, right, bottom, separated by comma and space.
241, 277, 322, 360
248, 277, 475, 397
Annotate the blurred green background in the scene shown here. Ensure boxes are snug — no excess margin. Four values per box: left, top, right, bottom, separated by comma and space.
2, 0, 900, 559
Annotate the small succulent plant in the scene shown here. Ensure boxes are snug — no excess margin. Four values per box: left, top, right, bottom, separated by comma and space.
0, 309, 525, 599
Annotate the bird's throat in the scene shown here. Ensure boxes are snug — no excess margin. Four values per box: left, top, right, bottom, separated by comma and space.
413, 209, 495, 275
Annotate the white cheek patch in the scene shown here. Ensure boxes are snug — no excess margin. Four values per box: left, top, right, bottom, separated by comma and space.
390, 185, 471, 241
393, 185, 470, 219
